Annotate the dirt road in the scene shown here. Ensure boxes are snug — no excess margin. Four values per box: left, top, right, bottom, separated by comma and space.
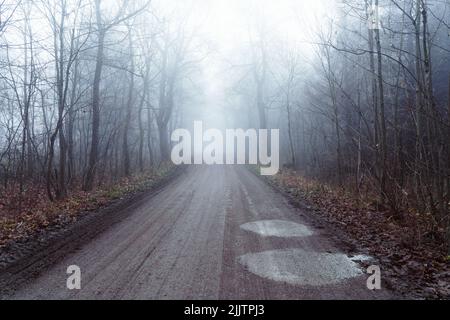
1, 166, 394, 299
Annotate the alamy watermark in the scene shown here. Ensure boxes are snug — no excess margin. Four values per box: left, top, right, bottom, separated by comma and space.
66, 265, 81, 290
366, 265, 381, 290
171, 121, 280, 175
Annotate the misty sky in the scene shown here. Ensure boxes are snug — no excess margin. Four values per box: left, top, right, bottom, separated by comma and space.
152, 0, 335, 130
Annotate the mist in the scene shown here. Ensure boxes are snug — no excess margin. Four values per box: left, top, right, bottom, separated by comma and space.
1, 0, 450, 300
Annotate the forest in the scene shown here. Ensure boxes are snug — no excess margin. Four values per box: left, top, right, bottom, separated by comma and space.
0, 0, 449, 298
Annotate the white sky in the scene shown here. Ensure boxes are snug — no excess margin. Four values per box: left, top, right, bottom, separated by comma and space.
199, 0, 331, 50
1, 0, 337, 130
157, 0, 336, 129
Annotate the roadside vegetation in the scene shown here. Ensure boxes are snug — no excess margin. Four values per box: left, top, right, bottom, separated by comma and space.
0, 163, 175, 248
266, 168, 450, 298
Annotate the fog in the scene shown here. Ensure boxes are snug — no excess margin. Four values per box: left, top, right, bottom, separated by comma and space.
149, 0, 334, 130
0, 0, 449, 220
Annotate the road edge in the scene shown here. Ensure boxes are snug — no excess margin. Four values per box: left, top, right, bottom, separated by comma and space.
0, 165, 187, 298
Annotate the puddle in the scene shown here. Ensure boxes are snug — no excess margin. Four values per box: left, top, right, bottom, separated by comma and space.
349, 254, 373, 262
238, 249, 363, 286
240, 220, 314, 237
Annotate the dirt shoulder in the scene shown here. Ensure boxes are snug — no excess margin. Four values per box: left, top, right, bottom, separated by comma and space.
253, 167, 450, 299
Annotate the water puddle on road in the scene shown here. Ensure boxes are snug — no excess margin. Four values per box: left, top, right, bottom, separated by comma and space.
349, 254, 373, 262
240, 220, 314, 238
238, 249, 363, 286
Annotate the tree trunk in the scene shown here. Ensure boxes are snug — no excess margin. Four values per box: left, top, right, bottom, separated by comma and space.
374, 0, 387, 203
84, 21, 105, 191
122, 34, 134, 176
286, 96, 296, 167
138, 62, 150, 172
158, 122, 169, 162
67, 56, 79, 185
147, 100, 154, 167
447, 72, 450, 253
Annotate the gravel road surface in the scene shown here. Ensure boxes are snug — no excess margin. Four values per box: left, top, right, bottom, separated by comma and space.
1, 166, 394, 299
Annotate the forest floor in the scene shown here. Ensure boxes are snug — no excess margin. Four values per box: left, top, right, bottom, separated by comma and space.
0, 163, 178, 262
263, 168, 450, 299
